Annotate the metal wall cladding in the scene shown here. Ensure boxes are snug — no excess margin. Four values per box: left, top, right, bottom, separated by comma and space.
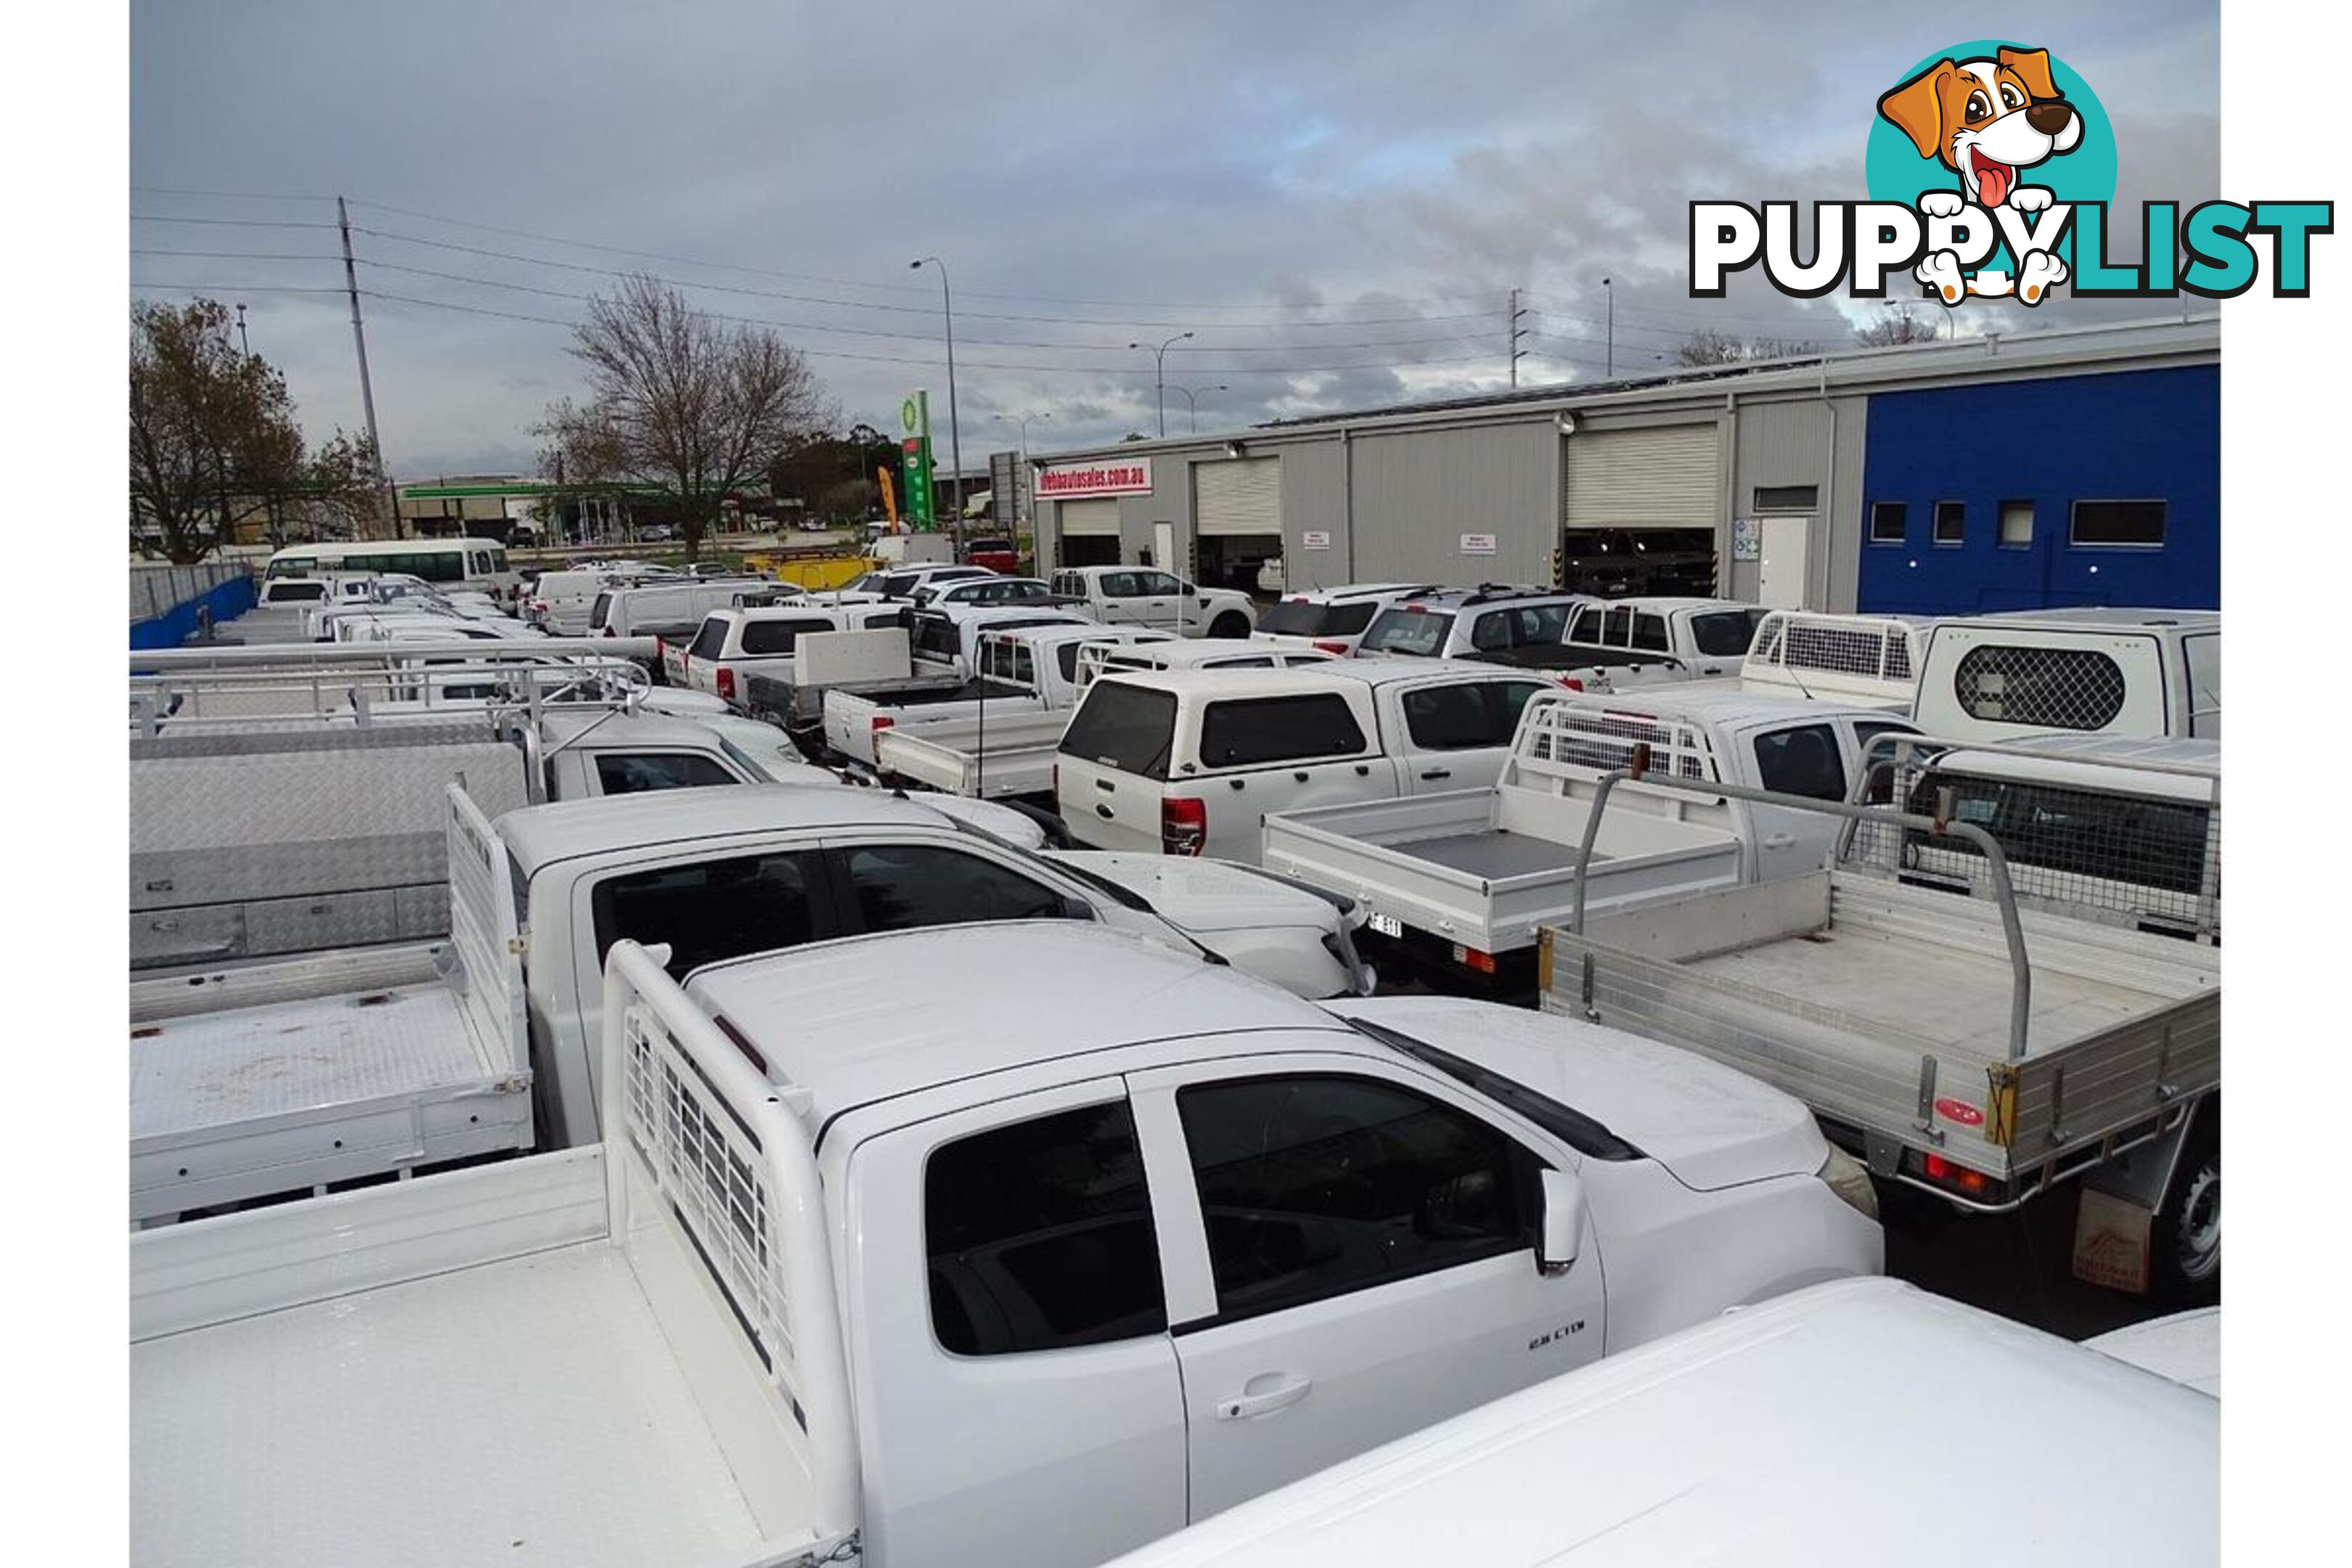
1349, 420, 1559, 586
1730, 398, 1869, 611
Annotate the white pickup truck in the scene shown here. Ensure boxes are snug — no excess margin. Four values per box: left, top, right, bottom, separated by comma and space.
1543, 764, 2221, 1299
130, 921, 1881, 1568
1057, 661, 1559, 865
666, 601, 912, 701
1259, 687, 1914, 984
1910, 608, 2218, 742
1104, 1277, 2215, 1568
128, 783, 1391, 1224
1557, 596, 1770, 680
828, 623, 1177, 773
1050, 563, 1258, 638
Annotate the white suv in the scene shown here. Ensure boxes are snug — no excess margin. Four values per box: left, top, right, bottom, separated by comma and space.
1356, 586, 1590, 661
1252, 583, 1445, 656
1050, 565, 1257, 638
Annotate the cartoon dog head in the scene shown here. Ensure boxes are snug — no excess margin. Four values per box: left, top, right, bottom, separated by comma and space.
1878, 46, 2082, 208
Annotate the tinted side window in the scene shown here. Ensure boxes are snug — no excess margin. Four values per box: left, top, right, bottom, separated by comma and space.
1751, 723, 1847, 801
1468, 612, 1513, 653
590, 591, 614, 629
842, 844, 1070, 931
594, 751, 743, 794
1059, 682, 1179, 780
740, 618, 831, 656
1568, 605, 1604, 644
1177, 1075, 1531, 1320
1630, 613, 1669, 653
687, 618, 730, 660
927, 1101, 1167, 1356
591, 852, 824, 977
1196, 694, 1368, 768
1402, 682, 1496, 750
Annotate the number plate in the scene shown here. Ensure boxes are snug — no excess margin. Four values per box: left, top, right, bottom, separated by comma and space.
1368, 911, 1403, 939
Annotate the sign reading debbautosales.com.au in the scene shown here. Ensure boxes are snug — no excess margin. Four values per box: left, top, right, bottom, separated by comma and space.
1037, 459, 1153, 499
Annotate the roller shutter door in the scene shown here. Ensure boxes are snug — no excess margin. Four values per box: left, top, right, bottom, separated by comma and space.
1058, 498, 1121, 536
1564, 426, 1720, 528
1194, 457, 1281, 537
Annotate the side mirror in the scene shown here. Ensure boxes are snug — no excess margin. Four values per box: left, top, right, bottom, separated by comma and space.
1538, 1166, 1587, 1275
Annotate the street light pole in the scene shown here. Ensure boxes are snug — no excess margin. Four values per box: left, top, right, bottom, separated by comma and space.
910, 256, 963, 532
235, 302, 250, 357
1128, 331, 1194, 438
1601, 276, 1614, 379
1169, 383, 1227, 435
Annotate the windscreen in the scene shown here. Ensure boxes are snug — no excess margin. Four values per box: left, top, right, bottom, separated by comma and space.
1257, 600, 1377, 637
1058, 682, 1179, 781
1359, 608, 1454, 657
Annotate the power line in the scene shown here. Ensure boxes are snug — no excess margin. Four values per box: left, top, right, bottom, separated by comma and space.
343, 195, 1512, 314
130, 213, 342, 230
131, 185, 335, 203
131, 282, 352, 294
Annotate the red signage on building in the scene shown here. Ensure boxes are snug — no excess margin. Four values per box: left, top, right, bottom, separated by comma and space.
1037, 459, 1153, 499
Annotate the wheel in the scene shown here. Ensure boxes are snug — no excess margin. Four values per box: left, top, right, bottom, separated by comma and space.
1209, 611, 1251, 640
2151, 1116, 2220, 1304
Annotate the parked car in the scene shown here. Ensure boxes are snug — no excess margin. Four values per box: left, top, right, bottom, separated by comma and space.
1056, 661, 1554, 864
1050, 565, 1258, 638
1355, 586, 1591, 661
669, 602, 910, 703
1102, 1277, 2213, 1568
963, 536, 1021, 573
130, 920, 1881, 1568
836, 563, 995, 601
1560, 595, 1769, 679
1251, 583, 1444, 656
910, 575, 1059, 609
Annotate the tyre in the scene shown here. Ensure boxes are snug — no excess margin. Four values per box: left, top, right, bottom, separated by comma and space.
2151, 1115, 2220, 1304
1208, 611, 1251, 640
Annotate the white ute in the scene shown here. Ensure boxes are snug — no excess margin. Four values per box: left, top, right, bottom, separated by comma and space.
131, 923, 1881, 1568
1056, 662, 1556, 865
1259, 687, 1915, 982
1103, 1277, 2214, 1568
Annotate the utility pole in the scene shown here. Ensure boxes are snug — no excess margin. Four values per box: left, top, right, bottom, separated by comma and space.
1508, 288, 1530, 387
337, 195, 395, 539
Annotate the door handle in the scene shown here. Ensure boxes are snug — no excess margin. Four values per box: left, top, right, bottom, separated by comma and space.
1762, 832, 1797, 850
1217, 1373, 1312, 1421
1354, 764, 1371, 777
1096, 778, 1116, 792
1420, 768, 1452, 780
1293, 770, 1310, 783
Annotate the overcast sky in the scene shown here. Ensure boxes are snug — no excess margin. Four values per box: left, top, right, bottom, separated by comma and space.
129, 1, 2217, 480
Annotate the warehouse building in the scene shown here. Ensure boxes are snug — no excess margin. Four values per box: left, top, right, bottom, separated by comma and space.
1027, 315, 2217, 615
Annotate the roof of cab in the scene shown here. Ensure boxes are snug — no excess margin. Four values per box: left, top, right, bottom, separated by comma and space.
1104, 1276, 2216, 1568
1944, 607, 2218, 631
496, 782, 952, 875
685, 923, 1351, 1126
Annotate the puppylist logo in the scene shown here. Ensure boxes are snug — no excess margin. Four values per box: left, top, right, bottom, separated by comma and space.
1691, 41, 2330, 306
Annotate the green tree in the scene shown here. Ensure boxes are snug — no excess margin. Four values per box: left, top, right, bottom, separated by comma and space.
537, 274, 831, 560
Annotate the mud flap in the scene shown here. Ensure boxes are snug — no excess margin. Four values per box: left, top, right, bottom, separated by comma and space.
2073, 1188, 2154, 1294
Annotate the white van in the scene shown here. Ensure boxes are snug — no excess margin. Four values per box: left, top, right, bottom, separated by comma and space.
589, 576, 773, 642
1055, 661, 1552, 862
265, 539, 520, 607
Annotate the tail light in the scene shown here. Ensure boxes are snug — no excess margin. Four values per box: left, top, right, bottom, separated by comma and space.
1918, 1152, 1994, 1200
716, 666, 736, 701
1161, 796, 1208, 856
1312, 640, 1350, 655
1450, 943, 1498, 975
1556, 676, 1585, 690
872, 714, 894, 735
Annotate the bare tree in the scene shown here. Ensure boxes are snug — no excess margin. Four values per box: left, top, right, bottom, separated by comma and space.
1671, 329, 1820, 367
1853, 304, 1941, 348
537, 274, 830, 560
130, 298, 306, 562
